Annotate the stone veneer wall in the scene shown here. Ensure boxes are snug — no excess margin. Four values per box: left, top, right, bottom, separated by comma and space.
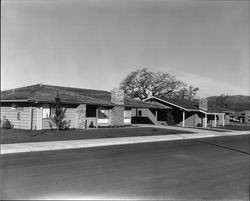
110, 89, 125, 126
76, 104, 86, 129
110, 106, 124, 126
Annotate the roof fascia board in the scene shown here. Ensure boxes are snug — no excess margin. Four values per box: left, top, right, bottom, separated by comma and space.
206, 112, 225, 115
144, 96, 190, 111
145, 97, 219, 114
0, 99, 33, 102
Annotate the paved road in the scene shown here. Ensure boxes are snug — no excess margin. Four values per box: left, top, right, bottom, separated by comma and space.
1, 134, 249, 200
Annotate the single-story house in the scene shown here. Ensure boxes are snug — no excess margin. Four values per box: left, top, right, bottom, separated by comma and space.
143, 96, 228, 128
234, 110, 250, 124
0, 84, 160, 130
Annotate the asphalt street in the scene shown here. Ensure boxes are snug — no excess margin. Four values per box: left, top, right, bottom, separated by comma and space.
1, 134, 249, 200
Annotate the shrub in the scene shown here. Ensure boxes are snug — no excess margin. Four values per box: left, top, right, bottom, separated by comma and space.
1, 118, 14, 129
89, 121, 95, 128
196, 123, 202, 127
49, 94, 71, 131
97, 124, 132, 129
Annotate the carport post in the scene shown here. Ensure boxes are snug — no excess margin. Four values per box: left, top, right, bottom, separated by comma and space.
214, 114, 217, 127
222, 114, 225, 127
96, 107, 99, 128
182, 110, 185, 127
204, 114, 207, 128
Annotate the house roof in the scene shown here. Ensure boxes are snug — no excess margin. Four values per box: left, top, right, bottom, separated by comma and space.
0, 84, 160, 109
206, 103, 229, 113
145, 96, 227, 114
145, 96, 201, 111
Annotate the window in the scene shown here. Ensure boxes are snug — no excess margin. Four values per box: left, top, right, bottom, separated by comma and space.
86, 105, 98, 117
97, 109, 110, 124
11, 103, 17, 110
98, 109, 110, 119
43, 108, 51, 119
138, 110, 142, 117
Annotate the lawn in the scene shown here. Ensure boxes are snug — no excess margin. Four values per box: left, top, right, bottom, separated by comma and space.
191, 124, 250, 132
0, 127, 193, 144
191, 127, 229, 132
216, 124, 250, 131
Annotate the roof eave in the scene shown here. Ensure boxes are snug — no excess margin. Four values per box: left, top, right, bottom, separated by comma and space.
0, 99, 35, 102
145, 96, 193, 111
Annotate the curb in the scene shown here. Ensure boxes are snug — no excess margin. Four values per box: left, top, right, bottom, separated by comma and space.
1, 131, 249, 155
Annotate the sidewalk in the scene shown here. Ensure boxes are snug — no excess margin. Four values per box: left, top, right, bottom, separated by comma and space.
1, 125, 249, 154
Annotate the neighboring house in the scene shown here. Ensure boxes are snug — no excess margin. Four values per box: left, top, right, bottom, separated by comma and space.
0, 84, 160, 130
223, 110, 250, 124
222, 110, 238, 123
144, 96, 228, 128
236, 110, 250, 124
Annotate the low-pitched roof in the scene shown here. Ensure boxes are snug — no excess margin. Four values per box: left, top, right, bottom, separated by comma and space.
1, 84, 160, 108
206, 103, 228, 113
145, 96, 227, 114
145, 96, 201, 111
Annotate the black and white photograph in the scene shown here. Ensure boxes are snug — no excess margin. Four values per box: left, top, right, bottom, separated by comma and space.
1, 0, 249, 200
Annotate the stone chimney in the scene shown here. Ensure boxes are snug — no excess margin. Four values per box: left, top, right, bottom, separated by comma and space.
199, 98, 208, 111
110, 88, 124, 105
110, 89, 125, 126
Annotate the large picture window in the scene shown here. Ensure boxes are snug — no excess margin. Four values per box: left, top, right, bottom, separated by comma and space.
97, 108, 110, 124
86, 105, 98, 117
98, 109, 110, 119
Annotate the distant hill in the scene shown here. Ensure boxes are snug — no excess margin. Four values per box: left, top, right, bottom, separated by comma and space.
206, 95, 250, 112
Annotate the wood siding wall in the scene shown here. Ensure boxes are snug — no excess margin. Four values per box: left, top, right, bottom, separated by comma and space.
174, 110, 202, 127
1, 106, 31, 129
42, 107, 77, 129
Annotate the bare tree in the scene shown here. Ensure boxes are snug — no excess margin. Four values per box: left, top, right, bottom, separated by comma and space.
120, 68, 199, 101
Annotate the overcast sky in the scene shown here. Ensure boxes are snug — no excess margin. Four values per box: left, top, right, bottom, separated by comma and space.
1, 0, 249, 98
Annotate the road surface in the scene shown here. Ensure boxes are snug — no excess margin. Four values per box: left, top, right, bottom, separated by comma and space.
1, 134, 249, 200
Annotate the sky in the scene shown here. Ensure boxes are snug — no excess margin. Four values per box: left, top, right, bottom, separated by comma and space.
1, 0, 249, 98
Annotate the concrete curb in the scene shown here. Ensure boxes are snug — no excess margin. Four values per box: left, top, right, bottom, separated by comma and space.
1, 130, 249, 155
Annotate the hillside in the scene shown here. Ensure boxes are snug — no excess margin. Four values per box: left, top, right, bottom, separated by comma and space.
206, 95, 250, 112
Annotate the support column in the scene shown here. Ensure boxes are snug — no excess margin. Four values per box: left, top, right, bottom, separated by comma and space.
96, 107, 99, 128
204, 114, 207, 128
36, 105, 43, 130
214, 114, 217, 127
30, 107, 33, 130
155, 110, 158, 123
182, 110, 185, 127
222, 114, 225, 127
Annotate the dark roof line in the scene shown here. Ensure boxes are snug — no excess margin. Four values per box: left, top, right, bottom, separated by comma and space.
1, 84, 161, 109
145, 96, 225, 114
